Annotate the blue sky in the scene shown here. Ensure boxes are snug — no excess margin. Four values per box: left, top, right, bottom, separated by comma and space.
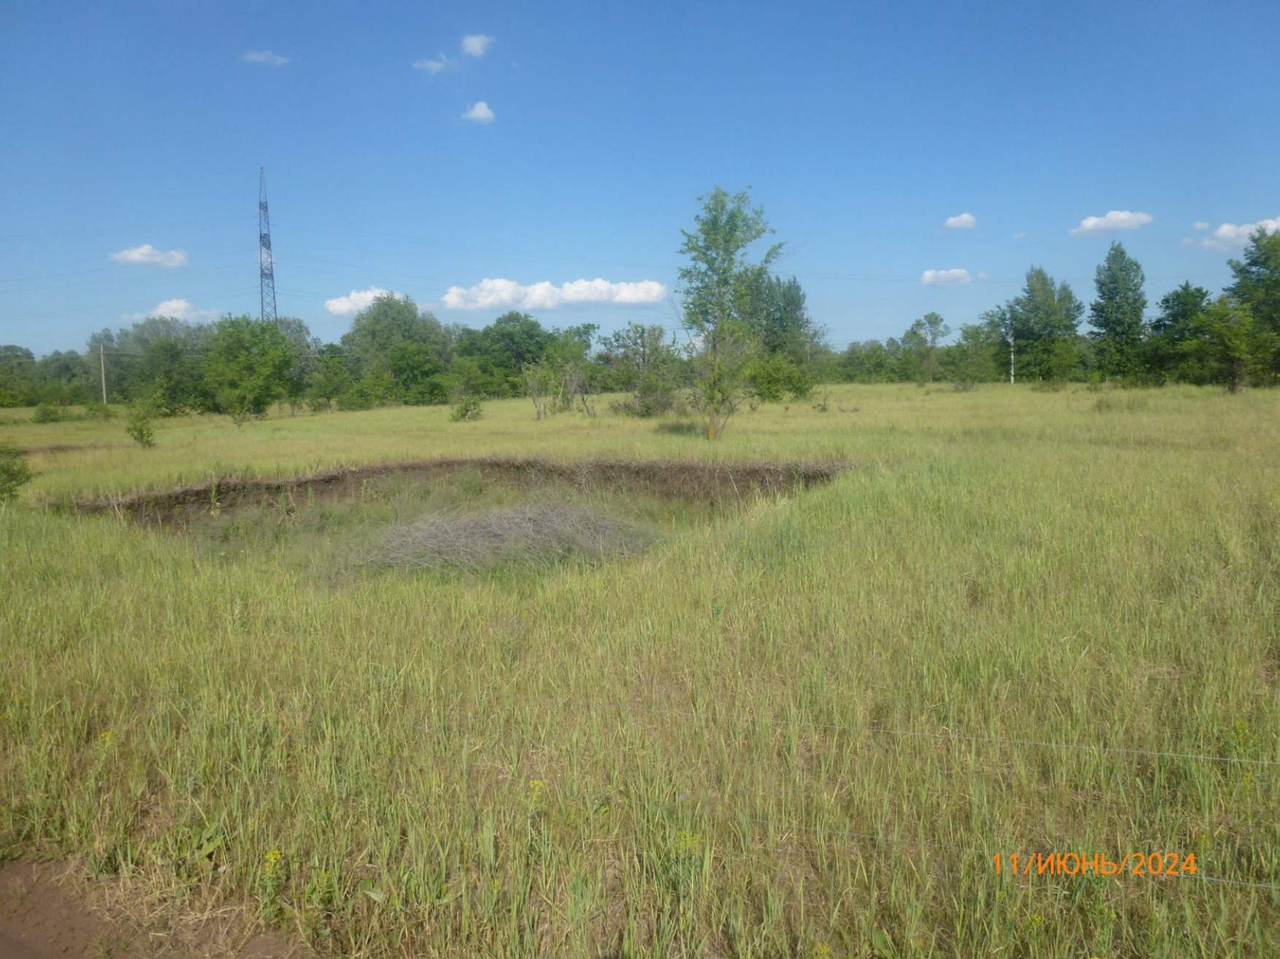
3, 0, 1278, 355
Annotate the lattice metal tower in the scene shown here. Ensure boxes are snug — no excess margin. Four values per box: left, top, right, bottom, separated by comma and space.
258, 167, 278, 323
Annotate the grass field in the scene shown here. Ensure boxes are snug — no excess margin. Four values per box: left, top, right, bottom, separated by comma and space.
2, 383, 1278, 958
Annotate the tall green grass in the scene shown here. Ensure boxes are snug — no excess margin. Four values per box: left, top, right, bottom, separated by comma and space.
1, 383, 1277, 957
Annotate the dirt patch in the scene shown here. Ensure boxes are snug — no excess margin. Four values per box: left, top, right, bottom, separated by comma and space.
370, 503, 655, 570
67, 456, 848, 525
0, 861, 308, 959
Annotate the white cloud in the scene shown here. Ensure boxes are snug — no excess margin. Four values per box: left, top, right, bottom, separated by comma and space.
126, 298, 218, 323
461, 34, 494, 57
944, 212, 976, 229
462, 101, 495, 123
1069, 210, 1153, 236
110, 244, 188, 268
1192, 221, 1210, 231
1209, 217, 1280, 247
241, 50, 289, 66
324, 287, 391, 315
1013, 231, 1027, 240
442, 277, 667, 310
413, 55, 448, 73
920, 268, 971, 286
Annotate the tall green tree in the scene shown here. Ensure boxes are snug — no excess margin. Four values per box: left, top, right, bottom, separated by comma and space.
1147, 282, 1210, 381
308, 344, 352, 411
340, 294, 451, 401
453, 311, 553, 396
742, 274, 823, 363
945, 322, 1000, 386
678, 187, 781, 439
273, 317, 319, 413
1089, 242, 1148, 379
1179, 297, 1279, 392
904, 312, 950, 383
203, 316, 292, 425
1227, 227, 1280, 375
986, 267, 1084, 382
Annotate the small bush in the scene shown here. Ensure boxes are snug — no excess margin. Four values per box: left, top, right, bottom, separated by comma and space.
746, 355, 813, 403
83, 402, 116, 420
0, 442, 33, 502
451, 395, 484, 422
126, 401, 157, 448
32, 403, 69, 424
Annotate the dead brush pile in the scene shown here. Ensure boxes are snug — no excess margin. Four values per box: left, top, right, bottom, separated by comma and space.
367, 503, 655, 571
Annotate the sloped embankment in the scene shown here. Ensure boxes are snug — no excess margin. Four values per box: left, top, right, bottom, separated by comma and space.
69, 456, 849, 525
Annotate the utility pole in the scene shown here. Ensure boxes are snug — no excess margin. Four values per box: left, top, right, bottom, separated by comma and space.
258, 167, 278, 323
100, 343, 107, 404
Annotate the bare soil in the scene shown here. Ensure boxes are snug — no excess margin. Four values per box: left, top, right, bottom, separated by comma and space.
0, 862, 309, 959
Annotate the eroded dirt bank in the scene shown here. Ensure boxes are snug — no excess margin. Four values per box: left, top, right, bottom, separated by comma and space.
67, 456, 849, 524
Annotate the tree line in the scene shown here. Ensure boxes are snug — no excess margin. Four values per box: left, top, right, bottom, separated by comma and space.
838, 230, 1280, 392
2, 191, 1277, 429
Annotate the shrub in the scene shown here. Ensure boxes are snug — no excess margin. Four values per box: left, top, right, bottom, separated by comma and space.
32, 402, 69, 424
0, 442, 33, 502
83, 402, 116, 420
126, 400, 157, 448
746, 355, 813, 402
450, 395, 484, 421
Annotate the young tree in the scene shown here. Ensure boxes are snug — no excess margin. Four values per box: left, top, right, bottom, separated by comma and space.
1147, 282, 1211, 382
308, 344, 352, 411
1179, 297, 1279, 392
340, 294, 451, 402
947, 322, 999, 387
1227, 227, 1280, 375
986, 267, 1084, 382
273, 316, 320, 414
678, 187, 781, 439
203, 316, 292, 426
598, 323, 682, 415
904, 312, 950, 383
1089, 242, 1148, 379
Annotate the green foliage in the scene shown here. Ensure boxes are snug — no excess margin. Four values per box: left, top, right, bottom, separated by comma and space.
83, 401, 116, 421
599, 323, 682, 417
450, 394, 484, 421
678, 187, 782, 438
746, 353, 813, 402
0, 442, 33, 502
454, 312, 554, 397
1089, 242, 1148, 379
125, 399, 157, 448
1227, 228, 1280, 376
903, 312, 951, 383
1146, 282, 1212, 382
203, 316, 292, 425
308, 347, 353, 412
947, 323, 1000, 388
1179, 297, 1279, 392
985, 267, 1085, 382
32, 402, 70, 423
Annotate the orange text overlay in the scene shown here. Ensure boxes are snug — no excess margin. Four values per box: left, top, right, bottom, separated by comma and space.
992, 852, 1197, 878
